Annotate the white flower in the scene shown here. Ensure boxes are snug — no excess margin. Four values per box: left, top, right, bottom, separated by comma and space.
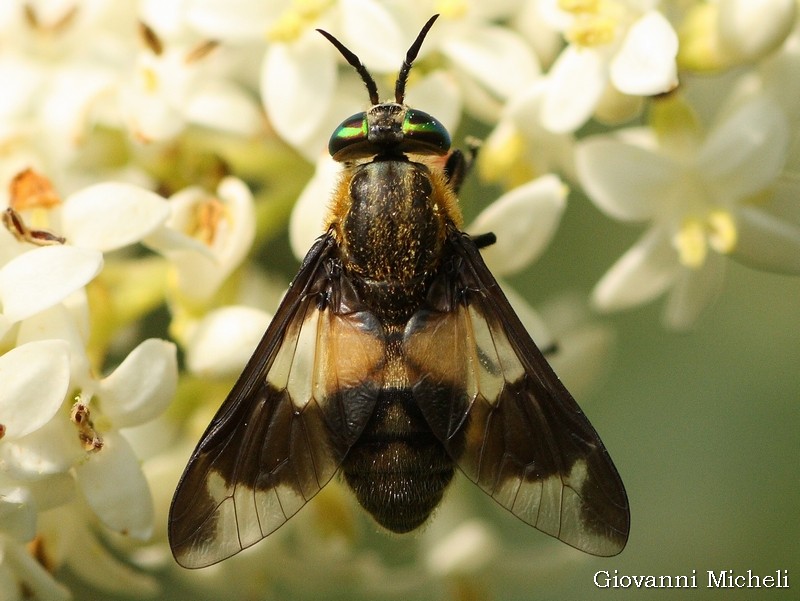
466, 174, 568, 276
576, 92, 798, 328
430, 10, 541, 122
5, 306, 178, 536
0, 532, 71, 601
479, 80, 576, 188
289, 154, 341, 259
144, 176, 256, 302
537, 0, 678, 132
0, 1, 136, 165
187, 0, 410, 158
678, 0, 796, 71
0, 165, 181, 596
717, 0, 796, 63
0, 245, 102, 327
181, 1, 541, 157
0, 340, 71, 441
120, 22, 263, 142
185, 305, 272, 376
0, 171, 170, 329
0, 305, 177, 596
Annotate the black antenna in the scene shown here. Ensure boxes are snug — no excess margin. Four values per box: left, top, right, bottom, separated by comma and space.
395, 14, 439, 104
317, 28, 380, 106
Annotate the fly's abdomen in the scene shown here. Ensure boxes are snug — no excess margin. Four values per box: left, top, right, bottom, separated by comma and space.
342, 387, 455, 533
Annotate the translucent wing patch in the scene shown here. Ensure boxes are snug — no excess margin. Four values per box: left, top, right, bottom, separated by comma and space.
169, 234, 385, 568
404, 229, 630, 556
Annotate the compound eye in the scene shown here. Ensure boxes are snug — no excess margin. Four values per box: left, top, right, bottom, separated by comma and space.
401, 109, 451, 155
328, 112, 370, 160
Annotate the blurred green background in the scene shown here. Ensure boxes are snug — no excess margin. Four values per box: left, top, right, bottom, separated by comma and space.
498, 188, 800, 600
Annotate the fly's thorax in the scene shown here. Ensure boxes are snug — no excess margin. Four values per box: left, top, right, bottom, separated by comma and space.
332, 158, 459, 286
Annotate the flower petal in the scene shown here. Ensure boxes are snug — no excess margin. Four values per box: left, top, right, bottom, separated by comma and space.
0, 246, 103, 323
576, 134, 679, 221
186, 305, 272, 376
186, 0, 277, 40
184, 80, 263, 136
262, 32, 336, 151
663, 253, 726, 330
467, 174, 567, 276
0, 340, 70, 440
62, 183, 170, 252
426, 520, 497, 576
145, 177, 257, 301
290, 155, 342, 260
99, 339, 177, 428
1, 539, 70, 601
16, 304, 91, 385
610, 10, 678, 95
339, 0, 406, 72
592, 227, 681, 312
441, 25, 539, 100
1, 415, 83, 477
0, 486, 36, 542
719, 0, 796, 63
404, 70, 462, 136
73, 430, 154, 539
733, 206, 800, 274
37, 503, 159, 596
696, 96, 789, 202
541, 46, 605, 133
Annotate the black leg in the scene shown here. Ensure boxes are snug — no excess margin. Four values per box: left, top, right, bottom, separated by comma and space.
444, 138, 481, 193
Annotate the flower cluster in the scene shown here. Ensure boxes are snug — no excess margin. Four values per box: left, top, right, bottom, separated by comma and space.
0, 1, 798, 600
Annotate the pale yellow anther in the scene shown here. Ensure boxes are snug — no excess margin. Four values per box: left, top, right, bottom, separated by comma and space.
293, 0, 333, 18
559, 0, 600, 14
567, 15, 616, 47
191, 198, 228, 247
707, 209, 737, 254
675, 218, 707, 269
141, 66, 159, 93
267, 0, 333, 42
267, 11, 305, 43
435, 0, 468, 19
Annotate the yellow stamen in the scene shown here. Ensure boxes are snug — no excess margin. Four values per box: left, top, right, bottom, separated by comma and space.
293, 0, 333, 18
675, 218, 707, 269
191, 197, 228, 246
267, 11, 305, 42
559, 0, 600, 13
141, 66, 159, 93
267, 0, 333, 43
707, 209, 737, 254
435, 0, 468, 19
567, 15, 617, 47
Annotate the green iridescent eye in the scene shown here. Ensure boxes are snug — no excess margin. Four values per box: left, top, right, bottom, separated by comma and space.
328, 112, 369, 159
401, 109, 450, 155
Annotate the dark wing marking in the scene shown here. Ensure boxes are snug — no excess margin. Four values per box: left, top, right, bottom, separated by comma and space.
404, 227, 630, 556
169, 233, 385, 568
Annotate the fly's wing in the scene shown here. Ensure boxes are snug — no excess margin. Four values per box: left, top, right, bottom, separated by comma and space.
404, 229, 630, 556
169, 234, 385, 568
